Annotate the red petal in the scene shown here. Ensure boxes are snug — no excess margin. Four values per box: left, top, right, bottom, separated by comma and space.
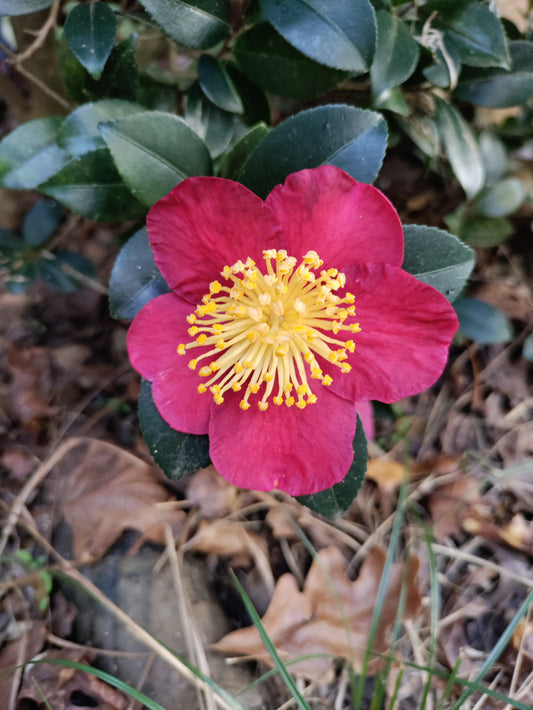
208, 388, 357, 496
356, 401, 374, 440
127, 293, 212, 434
327, 264, 458, 403
147, 177, 283, 302
265, 166, 403, 268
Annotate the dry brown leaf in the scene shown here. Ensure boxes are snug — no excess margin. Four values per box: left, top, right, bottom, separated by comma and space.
366, 459, 406, 493
186, 465, 239, 518
265, 505, 299, 540
53, 439, 185, 562
427, 476, 482, 540
17, 648, 129, 710
212, 546, 422, 681
463, 512, 533, 554
187, 519, 275, 593
0, 621, 47, 702
7, 345, 56, 423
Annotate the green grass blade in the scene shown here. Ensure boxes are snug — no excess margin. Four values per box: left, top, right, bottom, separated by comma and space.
230, 569, 310, 710
450, 586, 533, 710
352, 472, 409, 708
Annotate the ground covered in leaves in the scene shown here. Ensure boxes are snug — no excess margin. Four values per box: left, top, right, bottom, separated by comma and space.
1, 146, 533, 710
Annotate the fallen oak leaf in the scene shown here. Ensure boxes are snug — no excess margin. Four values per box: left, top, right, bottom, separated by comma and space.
212, 546, 421, 681
463, 511, 533, 554
52, 439, 185, 562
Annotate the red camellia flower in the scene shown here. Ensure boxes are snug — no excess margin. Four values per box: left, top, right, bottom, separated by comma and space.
127, 166, 458, 496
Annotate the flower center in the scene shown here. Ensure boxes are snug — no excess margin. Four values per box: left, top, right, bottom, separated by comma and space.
177, 249, 361, 411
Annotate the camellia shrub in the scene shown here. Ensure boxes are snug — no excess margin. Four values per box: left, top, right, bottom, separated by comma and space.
1, 0, 531, 516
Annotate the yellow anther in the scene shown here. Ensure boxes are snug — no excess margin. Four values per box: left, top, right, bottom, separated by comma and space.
181, 248, 359, 411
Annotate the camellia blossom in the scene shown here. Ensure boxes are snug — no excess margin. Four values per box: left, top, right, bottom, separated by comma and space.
127, 166, 458, 496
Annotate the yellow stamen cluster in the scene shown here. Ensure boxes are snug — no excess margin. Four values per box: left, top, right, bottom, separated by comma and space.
177, 250, 361, 411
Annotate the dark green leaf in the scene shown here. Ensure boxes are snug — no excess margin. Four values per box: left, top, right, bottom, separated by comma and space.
185, 84, 236, 158
0, 229, 20, 251
396, 114, 440, 159
240, 104, 387, 198
198, 55, 244, 114
475, 179, 525, 218
64, 2, 116, 80
435, 98, 485, 198
99, 111, 213, 207
452, 215, 513, 248
0, 0, 54, 14
22, 200, 63, 247
432, 1, 510, 69
109, 227, 170, 320
298, 414, 367, 518
137, 0, 230, 49
34, 251, 98, 292
225, 64, 270, 124
139, 379, 211, 480
371, 10, 419, 101
260, 0, 376, 72
57, 100, 145, 157
455, 41, 533, 108
38, 149, 146, 222
0, 117, 67, 190
219, 123, 269, 180
455, 297, 513, 344
402, 224, 474, 302
59, 34, 138, 104
234, 23, 348, 99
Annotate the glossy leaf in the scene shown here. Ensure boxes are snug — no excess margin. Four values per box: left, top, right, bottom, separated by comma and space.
185, 85, 236, 158
371, 10, 419, 101
22, 200, 63, 247
137, 0, 230, 50
225, 64, 270, 125
431, 0, 510, 69
476, 179, 525, 218
38, 149, 146, 222
59, 34, 138, 104
402, 224, 474, 302
240, 104, 387, 198
198, 55, 243, 114
298, 414, 367, 518
435, 99, 485, 198
455, 297, 513, 344
0, 0, 54, 14
109, 227, 170, 320
234, 23, 348, 99
0, 117, 67, 190
260, 0, 376, 72
99, 111, 213, 207
64, 2, 116, 80
139, 379, 211, 480
219, 123, 270, 180
455, 41, 533, 108
57, 100, 145, 157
